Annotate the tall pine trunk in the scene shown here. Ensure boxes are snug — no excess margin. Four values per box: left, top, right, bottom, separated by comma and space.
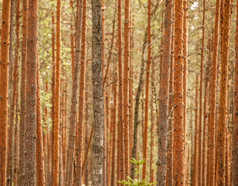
19, 0, 28, 185
25, 0, 38, 184
142, 0, 151, 180
216, 0, 231, 184
66, 0, 82, 185
208, 0, 221, 185
53, 0, 61, 184
233, 0, 238, 184
0, 0, 11, 185
173, 0, 185, 184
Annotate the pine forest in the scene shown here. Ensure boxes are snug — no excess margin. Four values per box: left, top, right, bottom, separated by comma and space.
1, 0, 238, 185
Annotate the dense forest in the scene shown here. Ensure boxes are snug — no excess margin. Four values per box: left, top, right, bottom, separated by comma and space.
0, 0, 238, 185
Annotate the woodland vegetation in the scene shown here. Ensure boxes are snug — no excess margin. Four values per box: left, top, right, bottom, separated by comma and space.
1, 0, 238, 185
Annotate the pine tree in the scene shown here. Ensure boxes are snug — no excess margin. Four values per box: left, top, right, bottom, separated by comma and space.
0, 0, 11, 185
25, 0, 38, 184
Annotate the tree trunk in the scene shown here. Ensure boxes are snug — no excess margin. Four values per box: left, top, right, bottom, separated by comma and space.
123, 0, 130, 178
157, 0, 172, 184
66, 0, 82, 185
25, 0, 38, 184
74, 0, 86, 184
117, 0, 124, 182
173, 0, 185, 184
53, 0, 61, 184
36, 54, 46, 186
8, 0, 20, 184
0, 0, 11, 185
19, 0, 28, 185
208, 0, 221, 185
142, 0, 151, 180
216, 0, 231, 185
233, 0, 238, 184
91, 0, 104, 184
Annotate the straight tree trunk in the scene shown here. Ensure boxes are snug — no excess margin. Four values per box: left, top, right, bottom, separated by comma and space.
74, 0, 86, 184
166, 11, 175, 185
117, 0, 124, 182
192, 75, 199, 186
157, 0, 172, 184
111, 62, 117, 186
66, 0, 82, 185
216, 0, 231, 185
208, 0, 221, 185
36, 54, 46, 186
53, 0, 61, 184
233, 0, 238, 184
173, 0, 185, 184
25, 0, 38, 184
50, 13, 56, 186
142, 0, 151, 180
91, 0, 104, 184
0, 0, 11, 185
183, 0, 188, 183
7, 0, 20, 184
19, 0, 28, 185
123, 0, 130, 178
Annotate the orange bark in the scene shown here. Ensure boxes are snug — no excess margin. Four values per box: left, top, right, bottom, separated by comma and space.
74, 0, 86, 183
117, 0, 124, 182
0, 0, 11, 184
233, 0, 238, 184
36, 53, 46, 186
142, 0, 151, 180
208, 0, 221, 184
216, 0, 231, 185
53, 0, 61, 184
173, 0, 185, 184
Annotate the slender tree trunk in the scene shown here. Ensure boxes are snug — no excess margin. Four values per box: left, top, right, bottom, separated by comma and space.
111, 62, 117, 186
66, 0, 82, 185
91, 0, 104, 184
19, 0, 28, 185
233, 0, 238, 184
173, 0, 185, 184
8, 0, 20, 184
192, 75, 199, 186
25, 0, 38, 184
142, 0, 151, 180
150, 59, 155, 183
0, 0, 11, 185
50, 13, 56, 186
157, 0, 172, 184
208, 0, 221, 185
13, 96, 19, 186
123, 0, 130, 178
117, 0, 124, 182
70, 0, 75, 80
53, 0, 61, 184
74, 0, 86, 184
216, 0, 231, 185
166, 10, 174, 185
36, 54, 46, 186
183, 0, 188, 184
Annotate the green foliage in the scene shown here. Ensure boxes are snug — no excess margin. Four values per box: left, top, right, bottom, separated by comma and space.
117, 158, 157, 186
